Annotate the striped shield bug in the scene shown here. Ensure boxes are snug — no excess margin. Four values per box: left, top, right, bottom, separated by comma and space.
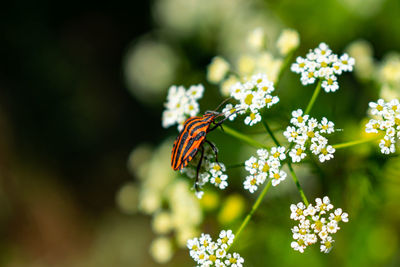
171, 99, 240, 191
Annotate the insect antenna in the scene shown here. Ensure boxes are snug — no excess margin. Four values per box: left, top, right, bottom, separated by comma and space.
213, 97, 232, 112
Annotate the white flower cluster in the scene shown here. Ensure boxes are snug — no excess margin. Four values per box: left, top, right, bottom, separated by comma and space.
365, 99, 400, 154
162, 84, 204, 131
181, 146, 229, 198
244, 147, 287, 192
290, 196, 349, 254
222, 73, 279, 127
291, 42, 355, 92
284, 109, 336, 163
187, 230, 244, 267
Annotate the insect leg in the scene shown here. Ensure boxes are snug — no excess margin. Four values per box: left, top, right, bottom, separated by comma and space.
205, 140, 220, 165
209, 116, 230, 132
195, 146, 205, 192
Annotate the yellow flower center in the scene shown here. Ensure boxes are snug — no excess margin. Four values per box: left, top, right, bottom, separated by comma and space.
321, 62, 328, 68
215, 177, 221, 184
299, 62, 305, 68
257, 78, 262, 83
265, 98, 272, 104
376, 105, 383, 111
244, 94, 253, 105
334, 65, 340, 70
307, 131, 315, 138
273, 173, 280, 179
385, 139, 391, 147
273, 152, 280, 158
262, 163, 270, 172
299, 228, 307, 235
209, 255, 217, 262
297, 116, 303, 123
321, 50, 326, 55
262, 86, 269, 91
327, 78, 333, 85
324, 241, 332, 249
250, 178, 257, 185
252, 162, 259, 169
395, 118, 400, 126
296, 208, 303, 216
322, 125, 329, 130
213, 165, 221, 171
230, 258, 237, 264
296, 148, 303, 156
321, 148, 328, 155
199, 254, 205, 260
308, 72, 314, 78
250, 112, 256, 120
315, 220, 323, 231
342, 60, 348, 65
221, 236, 228, 244
192, 245, 198, 251
334, 215, 342, 222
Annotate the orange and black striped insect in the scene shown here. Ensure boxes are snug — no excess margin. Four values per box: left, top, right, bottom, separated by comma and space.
171, 99, 238, 191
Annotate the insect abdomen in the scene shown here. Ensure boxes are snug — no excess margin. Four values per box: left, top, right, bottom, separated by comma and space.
171, 115, 215, 170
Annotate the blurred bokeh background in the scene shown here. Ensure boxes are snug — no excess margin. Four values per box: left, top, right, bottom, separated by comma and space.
1, 0, 400, 266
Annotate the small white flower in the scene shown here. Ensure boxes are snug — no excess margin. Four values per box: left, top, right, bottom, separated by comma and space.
244, 112, 262, 126
318, 145, 335, 162
326, 220, 340, 234
320, 236, 334, 253
210, 174, 228, 189
244, 175, 258, 193
270, 146, 286, 161
290, 202, 306, 220
270, 169, 287, 186
218, 230, 235, 246
329, 208, 349, 223
289, 145, 307, 163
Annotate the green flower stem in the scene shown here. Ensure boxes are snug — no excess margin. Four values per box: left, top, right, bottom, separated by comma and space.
261, 119, 281, 146
226, 163, 245, 169
287, 162, 309, 206
227, 180, 272, 252
304, 79, 322, 115
332, 135, 383, 149
221, 125, 268, 149
262, 119, 309, 205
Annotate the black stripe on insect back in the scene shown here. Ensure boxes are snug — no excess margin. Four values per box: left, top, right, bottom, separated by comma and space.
172, 130, 189, 167
178, 131, 206, 169
172, 116, 209, 162
189, 121, 213, 135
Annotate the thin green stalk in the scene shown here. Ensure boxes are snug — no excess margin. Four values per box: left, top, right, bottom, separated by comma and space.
287, 163, 309, 206
261, 119, 281, 146
222, 125, 268, 149
226, 163, 245, 169
332, 135, 383, 149
227, 180, 272, 252
262, 119, 309, 206
304, 79, 322, 115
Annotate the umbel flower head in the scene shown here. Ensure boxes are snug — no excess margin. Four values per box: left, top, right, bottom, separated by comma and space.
162, 84, 204, 131
284, 109, 336, 163
222, 73, 279, 126
290, 196, 349, 253
365, 98, 400, 154
187, 230, 244, 267
181, 144, 229, 199
291, 42, 355, 93
244, 147, 287, 192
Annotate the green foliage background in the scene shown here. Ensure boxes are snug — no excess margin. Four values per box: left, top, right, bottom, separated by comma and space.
1, 0, 400, 266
